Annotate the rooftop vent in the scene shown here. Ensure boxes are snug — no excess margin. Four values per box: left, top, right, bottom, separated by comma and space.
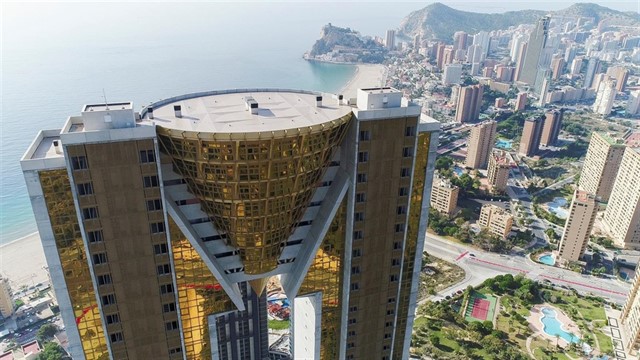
148, 106, 154, 120
244, 97, 259, 115
174, 105, 182, 118
52, 140, 63, 155
316, 95, 323, 107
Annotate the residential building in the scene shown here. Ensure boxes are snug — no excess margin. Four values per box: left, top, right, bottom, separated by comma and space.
478, 204, 513, 239
628, 91, 640, 115
430, 173, 459, 217
517, 16, 550, 86
603, 148, 640, 249
592, 77, 617, 116
551, 56, 564, 80
385, 29, 396, 50
557, 190, 598, 263
515, 92, 527, 111
606, 66, 629, 92
455, 84, 483, 123
494, 98, 505, 108
584, 58, 602, 89
518, 117, 544, 157
0, 277, 12, 318
579, 132, 626, 202
540, 109, 563, 147
21, 87, 439, 360
487, 151, 510, 193
465, 120, 497, 169
443, 64, 463, 85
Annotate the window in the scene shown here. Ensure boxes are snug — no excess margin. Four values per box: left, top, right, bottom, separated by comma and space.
347, 342, 355, 349
402, 147, 413, 157
399, 187, 409, 196
353, 230, 363, 240
352, 248, 362, 258
147, 199, 163, 212
97, 274, 112, 286
71, 156, 88, 170
348, 330, 356, 337
157, 264, 171, 276
348, 318, 357, 325
397, 206, 407, 215
92, 253, 108, 265
154, 243, 168, 255
143, 175, 159, 188
391, 258, 401, 267
349, 306, 358, 313
169, 348, 182, 355
401, 168, 411, 177
105, 314, 120, 324
139, 150, 156, 163
395, 224, 404, 233
357, 151, 369, 163
165, 321, 179, 331
386, 309, 394, 316
393, 241, 402, 250
163, 302, 176, 313
388, 297, 396, 304
405, 126, 416, 137
354, 212, 364, 222
351, 266, 360, 275
102, 294, 116, 306
359, 130, 371, 141
355, 193, 366, 203
385, 321, 393, 327
82, 207, 99, 220
87, 230, 104, 243
384, 333, 392, 339
390, 274, 399, 282
77, 183, 93, 196
150, 222, 166, 234
160, 284, 174, 294
110, 332, 123, 343
356, 173, 367, 183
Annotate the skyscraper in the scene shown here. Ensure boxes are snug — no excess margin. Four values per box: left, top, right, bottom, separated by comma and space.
540, 109, 563, 147
515, 92, 528, 111
518, 117, 544, 157
628, 90, 640, 115
21, 88, 439, 360
455, 84, 484, 123
579, 132, 626, 202
557, 190, 598, 263
606, 66, 629, 92
592, 77, 617, 116
385, 29, 396, 50
487, 150, 510, 193
442, 64, 463, 85
551, 56, 564, 80
465, 120, 497, 169
603, 147, 640, 249
453, 31, 468, 51
584, 57, 602, 89
517, 16, 550, 86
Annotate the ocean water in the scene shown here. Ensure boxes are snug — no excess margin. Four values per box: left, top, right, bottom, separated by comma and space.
1, 2, 421, 244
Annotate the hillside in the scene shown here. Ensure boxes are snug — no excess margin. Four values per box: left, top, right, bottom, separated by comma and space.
398, 2, 640, 42
306, 24, 386, 63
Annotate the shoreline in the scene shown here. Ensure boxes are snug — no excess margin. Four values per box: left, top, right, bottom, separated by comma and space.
0, 231, 48, 289
339, 63, 387, 99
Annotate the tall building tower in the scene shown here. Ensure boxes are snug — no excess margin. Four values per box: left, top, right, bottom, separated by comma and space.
621, 269, 640, 350
518, 117, 544, 157
603, 147, 640, 249
487, 151, 510, 193
564, 45, 577, 65
584, 57, 602, 89
21, 88, 439, 360
538, 76, 551, 107
515, 92, 527, 111
592, 77, 617, 116
510, 34, 526, 63
455, 84, 484, 123
385, 29, 396, 50
436, 43, 446, 69
442, 64, 462, 85
557, 190, 598, 263
453, 31, 468, 51
0, 277, 13, 318
628, 90, 640, 115
465, 120, 497, 169
570, 57, 583, 75
579, 132, 626, 202
514, 42, 528, 82
540, 109, 563, 146
517, 16, 550, 85
551, 56, 564, 80
606, 66, 629, 92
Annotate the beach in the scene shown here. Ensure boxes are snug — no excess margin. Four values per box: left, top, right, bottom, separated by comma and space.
340, 64, 387, 99
0, 232, 48, 289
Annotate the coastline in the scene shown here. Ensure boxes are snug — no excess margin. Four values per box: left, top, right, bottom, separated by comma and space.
0, 231, 48, 289
339, 63, 387, 99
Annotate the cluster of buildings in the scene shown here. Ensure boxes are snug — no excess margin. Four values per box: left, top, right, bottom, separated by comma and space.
20, 87, 441, 360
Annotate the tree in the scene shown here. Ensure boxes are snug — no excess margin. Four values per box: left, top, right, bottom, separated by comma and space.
37, 324, 60, 343
429, 333, 440, 347
435, 156, 454, 171
36, 342, 70, 360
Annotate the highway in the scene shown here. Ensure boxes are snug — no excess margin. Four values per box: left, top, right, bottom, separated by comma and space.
422, 233, 630, 305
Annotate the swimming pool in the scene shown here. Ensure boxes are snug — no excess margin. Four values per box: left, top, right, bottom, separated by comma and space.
546, 197, 569, 219
453, 166, 464, 176
540, 307, 580, 343
539, 254, 555, 266
496, 139, 513, 149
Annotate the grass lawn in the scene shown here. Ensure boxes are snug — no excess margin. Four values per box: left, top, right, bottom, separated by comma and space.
268, 319, 290, 330
595, 331, 613, 354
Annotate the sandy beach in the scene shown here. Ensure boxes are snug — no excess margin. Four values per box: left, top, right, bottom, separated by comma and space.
0, 232, 48, 289
340, 64, 387, 99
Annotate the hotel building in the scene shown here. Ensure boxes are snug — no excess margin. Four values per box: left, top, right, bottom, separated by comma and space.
430, 173, 459, 218
487, 151, 510, 193
478, 204, 513, 239
579, 132, 626, 202
21, 88, 439, 360
465, 120, 497, 170
557, 190, 598, 263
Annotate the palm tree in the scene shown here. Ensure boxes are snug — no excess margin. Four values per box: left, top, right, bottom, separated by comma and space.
555, 334, 560, 349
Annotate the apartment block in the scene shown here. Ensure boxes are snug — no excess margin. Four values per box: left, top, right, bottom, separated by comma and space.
465, 120, 497, 169
540, 109, 563, 147
557, 190, 598, 263
603, 148, 640, 249
0, 277, 12, 318
579, 132, 626, 202
592, 77, 617, 116
478, 204, 513, 239
455, 84, 483, 123
487, 151, 510, 193
515, 92, 527, 111
21, 87, 439, 360
518, 117, 544, 157
430, 173, 459, 217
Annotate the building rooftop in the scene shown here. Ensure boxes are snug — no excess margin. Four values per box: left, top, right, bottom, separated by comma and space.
21, 340, 40, 356
597, 132, 625, 146
625, 132, 640, 148
359, 87, 397, 94
141, 89, 352, 134
574, 190, 596, 203
0, 352, 13, 360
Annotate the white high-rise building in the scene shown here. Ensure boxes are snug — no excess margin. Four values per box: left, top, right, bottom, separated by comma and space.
517, 16, 550, 86
570, 57, 583, 75
510, 34, 526, 63
385, 29, 396, 50
592, 77, 617, 116
628, 91, 640, 115
443, 64, 463, 85
473, 31, 491, 61
604, 148, 640, 249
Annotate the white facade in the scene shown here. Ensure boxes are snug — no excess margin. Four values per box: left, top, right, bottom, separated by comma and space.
628, 90, 640, 115
442, 64, 463, 85
592, 77, 617, 116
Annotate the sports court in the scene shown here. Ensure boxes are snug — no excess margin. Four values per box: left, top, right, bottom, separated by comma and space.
464, 291, 497, 322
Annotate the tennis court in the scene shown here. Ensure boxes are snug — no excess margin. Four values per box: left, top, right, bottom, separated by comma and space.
464, 291, 498, 322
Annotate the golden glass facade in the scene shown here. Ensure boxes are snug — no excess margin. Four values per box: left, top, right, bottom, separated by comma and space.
157, 115, 351, 276
393, 132, 431, 358
298, 199, 347, 360
40, 169, 109, 360
169, 218, 234, 360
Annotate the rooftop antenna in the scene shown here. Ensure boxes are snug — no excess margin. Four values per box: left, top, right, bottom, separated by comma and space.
102, 89, 110, 110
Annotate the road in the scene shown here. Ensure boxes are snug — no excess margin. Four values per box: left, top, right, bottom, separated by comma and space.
422, 233, 630, 305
